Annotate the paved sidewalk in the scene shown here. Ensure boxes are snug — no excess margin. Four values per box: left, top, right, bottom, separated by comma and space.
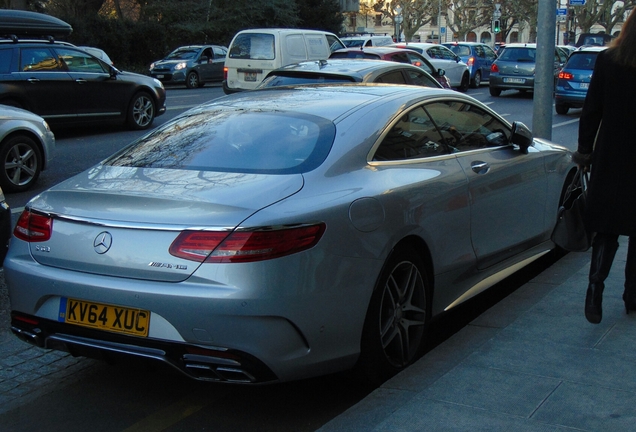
0, 270, 97, 415
320, 240, 636, 431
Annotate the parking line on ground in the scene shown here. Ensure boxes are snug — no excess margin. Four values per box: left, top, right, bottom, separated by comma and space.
552, 118, 580, 128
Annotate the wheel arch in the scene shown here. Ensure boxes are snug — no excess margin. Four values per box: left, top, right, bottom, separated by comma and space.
383, 235, 435, 302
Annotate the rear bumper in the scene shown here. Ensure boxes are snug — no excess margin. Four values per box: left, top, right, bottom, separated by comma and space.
11, 312, 278, 384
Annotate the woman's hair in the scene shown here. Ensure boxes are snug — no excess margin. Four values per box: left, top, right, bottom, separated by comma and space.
609, 8, 636, 68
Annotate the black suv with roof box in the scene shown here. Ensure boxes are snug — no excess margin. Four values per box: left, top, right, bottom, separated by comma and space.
0, 9, 166, 130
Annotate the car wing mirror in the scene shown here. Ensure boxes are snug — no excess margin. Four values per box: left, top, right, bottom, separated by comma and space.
437, 68, 445, 76
510, 121, 533, 154
200, 56, 209, 63
109, 65, 119, 78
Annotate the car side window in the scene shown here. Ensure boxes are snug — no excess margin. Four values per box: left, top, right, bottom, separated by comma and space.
0, 48, 13, 74
54, 48, 107, 73
389, 53, 410, 64
213, 47, 227, 59
373, 106, 450, 161
475, 46, 485, 58
484, 45, 497, 60
405, 69, 439, 88
427, 47, 441, 59
20, 48, 62, 71
405, 53, 434, 74
423, 101, 510, 152
375, 71, 407, 84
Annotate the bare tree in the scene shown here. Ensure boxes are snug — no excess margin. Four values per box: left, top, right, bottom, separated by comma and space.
573, 0, 636, 34
374, 0, 437, 42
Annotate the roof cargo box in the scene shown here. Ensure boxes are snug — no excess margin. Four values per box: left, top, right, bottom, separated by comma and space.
0, 9, 72, 38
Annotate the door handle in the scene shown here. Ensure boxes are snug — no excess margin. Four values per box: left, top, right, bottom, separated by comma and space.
27, 78, 40, 83
471, 161, 490, 174
75, 79, 87, 84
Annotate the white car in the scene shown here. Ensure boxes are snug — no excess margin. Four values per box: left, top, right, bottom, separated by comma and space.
391, 43, 470, 91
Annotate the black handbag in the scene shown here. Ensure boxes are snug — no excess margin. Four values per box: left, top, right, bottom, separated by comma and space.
551, 168, 593, 252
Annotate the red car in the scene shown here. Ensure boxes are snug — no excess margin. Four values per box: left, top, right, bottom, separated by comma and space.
330, 46, 452, 89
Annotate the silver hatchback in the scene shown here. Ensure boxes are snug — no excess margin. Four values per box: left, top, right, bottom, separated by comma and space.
6, 85, 573, 384
489, 43, 567, 96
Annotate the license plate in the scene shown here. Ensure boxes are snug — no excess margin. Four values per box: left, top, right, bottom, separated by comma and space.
244, 72, 257, 82
59, 298, 150, 337
156, 74, 164, 79
503, 78, 525, 84
580, 83, 589, 89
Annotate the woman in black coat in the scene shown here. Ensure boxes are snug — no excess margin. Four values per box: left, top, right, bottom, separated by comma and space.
573, 8, 636, 324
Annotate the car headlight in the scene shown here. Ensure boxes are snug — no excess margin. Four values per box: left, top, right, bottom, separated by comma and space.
150, 62, 156, 69
174, 62, 187, 71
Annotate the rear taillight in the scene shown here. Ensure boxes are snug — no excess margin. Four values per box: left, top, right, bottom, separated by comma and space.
169, 224, 326, 263
467, 56, 474, 67
223, 66, 228, 80
13, 210, 52, 242
491, 63, 499, 73
558, 71, 573, 80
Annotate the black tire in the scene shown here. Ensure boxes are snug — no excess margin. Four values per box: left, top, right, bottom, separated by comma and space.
127, 92, 155, 130
186, 71, 199, 89
470, 70, 481, 88
458, 73, 470, 92
555, 103, 569, 115
356, 246, 430, 385
0, 134, 42, 193
489, 87, 502, 97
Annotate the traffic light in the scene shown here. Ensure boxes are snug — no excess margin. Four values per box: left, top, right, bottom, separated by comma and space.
493, 19, 501, 34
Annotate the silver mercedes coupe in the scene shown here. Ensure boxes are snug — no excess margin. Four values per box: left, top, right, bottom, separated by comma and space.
6, 84, 574, 384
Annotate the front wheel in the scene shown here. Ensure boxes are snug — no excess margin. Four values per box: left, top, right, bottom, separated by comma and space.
127, 92, 155, 130
186, 71, 200, 89
356, 246, 430, 385
0, 134, 42, 193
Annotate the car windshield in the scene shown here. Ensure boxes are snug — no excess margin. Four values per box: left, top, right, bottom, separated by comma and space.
166, 48, 199, 60
498, 47, 536, 62
446, 45, 471, 56
565, 52, 599, 70
260, 74, 356, 87
106, 109, 336, 174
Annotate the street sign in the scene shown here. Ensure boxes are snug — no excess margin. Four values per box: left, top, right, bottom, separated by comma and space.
557, 8, 567, 15
440, 26, 446, 34
569, 0, 585, 5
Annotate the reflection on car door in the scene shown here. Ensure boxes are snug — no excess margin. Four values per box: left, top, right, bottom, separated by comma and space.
54, 47, 125, 120
424, 100, 548, 269
17, 47, 75, 119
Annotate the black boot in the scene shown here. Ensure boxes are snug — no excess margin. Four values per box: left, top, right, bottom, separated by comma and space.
585, 233, 619, 324
623, 236, 636, 314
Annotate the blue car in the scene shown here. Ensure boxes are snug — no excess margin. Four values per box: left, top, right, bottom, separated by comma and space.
443, 42, 497, 88
554, 46, 607, 115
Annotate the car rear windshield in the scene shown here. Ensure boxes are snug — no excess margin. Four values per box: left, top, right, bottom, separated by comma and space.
445, 45, 471, 56
106, 109, 336, 175
565, 52, 599, 70
260, 74, 356, 87
229, 33, 275, 60
498, 47, 536, 62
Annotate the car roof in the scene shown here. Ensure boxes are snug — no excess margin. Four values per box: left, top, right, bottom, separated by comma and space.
218, 84, 456, 121
333, 46, 418, 54
573, 45, 608, 53
442, 42, 487, 46
270, 58, 428, 76
502, 43, 537, 49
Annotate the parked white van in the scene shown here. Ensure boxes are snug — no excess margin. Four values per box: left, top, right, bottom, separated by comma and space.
341, 35, 394, 48
223, 28, 345, 94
